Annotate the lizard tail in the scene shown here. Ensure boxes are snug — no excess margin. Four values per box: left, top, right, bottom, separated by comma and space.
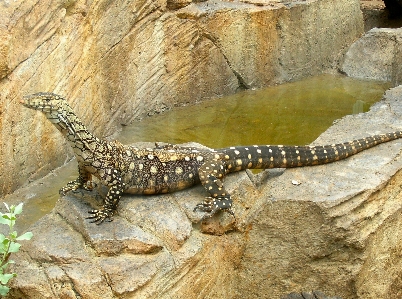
219, 131, 402, 172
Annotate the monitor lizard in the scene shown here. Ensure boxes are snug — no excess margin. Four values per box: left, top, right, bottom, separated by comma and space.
20, 92, 402, 224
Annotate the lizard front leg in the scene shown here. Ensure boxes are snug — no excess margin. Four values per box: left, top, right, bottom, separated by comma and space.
194, 159, 234, 219
87, 169, 125, 224
59, 164, 95, 195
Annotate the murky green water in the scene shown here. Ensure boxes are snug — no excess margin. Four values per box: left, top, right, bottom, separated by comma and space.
3, 74, 390, 231
119, 74, 390, 147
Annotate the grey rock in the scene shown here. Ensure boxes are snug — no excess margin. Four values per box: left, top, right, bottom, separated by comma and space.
341, 28, 402, 86
56, 194, 164, 255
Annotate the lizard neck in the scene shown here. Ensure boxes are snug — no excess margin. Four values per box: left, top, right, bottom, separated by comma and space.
50, 104, 105, 163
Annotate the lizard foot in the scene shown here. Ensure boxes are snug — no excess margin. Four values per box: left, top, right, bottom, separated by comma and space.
194, 197, 235, 220
87, 208, 114, 225
59, 179, 96, 195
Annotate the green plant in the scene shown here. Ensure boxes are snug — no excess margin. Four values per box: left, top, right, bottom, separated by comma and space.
0, 203, 33, 296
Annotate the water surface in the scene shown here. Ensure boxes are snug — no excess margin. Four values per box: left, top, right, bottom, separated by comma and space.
119, 74, 390, 147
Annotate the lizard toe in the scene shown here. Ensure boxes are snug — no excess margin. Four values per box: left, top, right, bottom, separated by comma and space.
87, 209, 114, 224
195, 196, 235, 220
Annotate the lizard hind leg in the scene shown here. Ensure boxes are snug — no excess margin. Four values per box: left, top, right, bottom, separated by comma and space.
194, 195, 235, 220
195, 159, 235, 219
87, 169, 125, 224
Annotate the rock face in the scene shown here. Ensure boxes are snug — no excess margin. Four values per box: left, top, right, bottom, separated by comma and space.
341, 27, 402, 86
0, 0, 364, 197
7, 86, 402, 298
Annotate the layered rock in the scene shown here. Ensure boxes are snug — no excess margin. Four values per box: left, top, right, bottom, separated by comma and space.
0, 0, 364, 196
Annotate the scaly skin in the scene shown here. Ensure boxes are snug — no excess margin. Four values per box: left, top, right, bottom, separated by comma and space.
20, 92, 402, 224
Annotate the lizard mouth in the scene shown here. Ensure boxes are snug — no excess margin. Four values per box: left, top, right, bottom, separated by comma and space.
20, 97, 31, 108
20, 95, 37, 109
21, 92, 64, 110
21, 93, 50, 110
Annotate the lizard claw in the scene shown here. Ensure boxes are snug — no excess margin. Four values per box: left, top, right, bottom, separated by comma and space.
193, 197, 214, 213
59, 181, 79, 195
87, 209, 114, 224
194, 197, 235, 220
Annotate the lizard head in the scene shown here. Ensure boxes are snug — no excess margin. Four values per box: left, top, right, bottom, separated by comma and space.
21, 92, 68, 113
21, 92, 77, 128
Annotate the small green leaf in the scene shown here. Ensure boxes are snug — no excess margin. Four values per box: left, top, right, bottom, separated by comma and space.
1, 260, 15, 271
14, 203, 23, 215
0, 284, 10, 296
0, 273, 15, 285
2, 214, 11, 221
0, 216, 10, 225
16, 232, 33, 241
0, 234, 5, 243
0, 245, 6, 255
1, 262, 8, 271
10, 231, 17, 240
8, 242, 20, 253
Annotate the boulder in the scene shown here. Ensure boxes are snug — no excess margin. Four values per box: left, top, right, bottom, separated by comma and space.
235, 85, 402, 299
341, 27, 402, 86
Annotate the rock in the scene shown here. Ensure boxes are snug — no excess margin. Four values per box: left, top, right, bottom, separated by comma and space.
0, 29, 10, 80
341, 27, 402, 86
6, 85, 402, 298
281, 290, 343, 299
167, 0, 193, 10
0, 0, 364, 197
56, 194, 164, 255
96, 254, 168, 296
360, 0, 400, 32
235, 85, 402, 298
60, 262, 115, 299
